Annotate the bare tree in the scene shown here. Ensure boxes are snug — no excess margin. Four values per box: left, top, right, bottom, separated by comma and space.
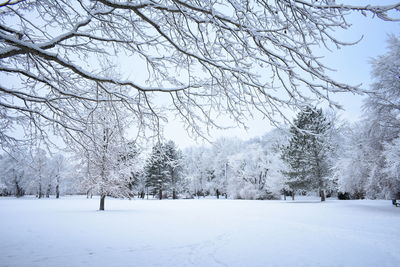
67, 95, 134, 210
1, 0, 399, 144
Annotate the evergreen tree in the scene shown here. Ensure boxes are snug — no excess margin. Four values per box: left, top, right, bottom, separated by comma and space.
281, 107, 331, 201
145, 143, 167, 199
163, 141, 184, 199
145, 141, 184, 199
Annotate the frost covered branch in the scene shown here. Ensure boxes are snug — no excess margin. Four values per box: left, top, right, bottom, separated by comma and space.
1, 0, 399, 146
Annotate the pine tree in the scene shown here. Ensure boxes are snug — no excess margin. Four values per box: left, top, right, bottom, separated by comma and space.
145, 141, 184, 199
145, 143, 167, 199
163, 141, 184, 199
282, 107, 331, 201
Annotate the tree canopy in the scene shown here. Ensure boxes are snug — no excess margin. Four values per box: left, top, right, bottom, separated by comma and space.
1, 1, 399, 146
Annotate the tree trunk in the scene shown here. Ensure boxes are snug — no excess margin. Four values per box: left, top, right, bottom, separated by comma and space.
15, 181, 24, 197
46, 184, 51, 198
38, 183, 42, 199
320, 189, 326, 202
291, 192, 295, 201
172, 189, 177, 199
55, 184, 60, 199
216, 189, 220, 199
56, 175, 60, 199
99, 195, 106, 210
284, 194, 286, 200
159, 189, 162, 200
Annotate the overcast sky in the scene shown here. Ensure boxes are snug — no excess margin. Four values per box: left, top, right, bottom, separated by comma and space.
158, 2, 400, 149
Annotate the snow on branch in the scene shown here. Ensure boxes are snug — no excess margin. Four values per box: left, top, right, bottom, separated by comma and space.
0, 0, 399, 147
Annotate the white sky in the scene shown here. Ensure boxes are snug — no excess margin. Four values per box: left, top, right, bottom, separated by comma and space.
159, 3, 400, 149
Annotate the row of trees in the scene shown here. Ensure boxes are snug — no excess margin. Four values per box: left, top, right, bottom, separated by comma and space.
183, 131, 287, 200
181, 107, 336, 202
1, 97, 399, 206
0, 149, 67, 198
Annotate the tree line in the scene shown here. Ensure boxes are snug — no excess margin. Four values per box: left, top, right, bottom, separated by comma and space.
1, 25, 399, 209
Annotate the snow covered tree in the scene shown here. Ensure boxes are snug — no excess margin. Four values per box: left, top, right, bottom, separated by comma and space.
365, 35, 400, 134
228, 143, 280, 200
1, 1, 399, 146
0, 148, 72, 197
366, 35, 400, 199
117, 142, 143, 198
145, 141, 184, 199
48, 154, 67, 199
333, 123, 370, 199
145, 143, 168, 199
383, 138, 400, 198
361, 35, 400, 199
163, 141, 184, 199
183, 133, 287, 200
28, 148, 49, 199
76, 150, 96, 198
0, 149, 28, 197
68, 98, 134, 210
210, 138, 243, 198
281, 107, 332, 201
332, 36, 400, 200
183, 146, 212, 198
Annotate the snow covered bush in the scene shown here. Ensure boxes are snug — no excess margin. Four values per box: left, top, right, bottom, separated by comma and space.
228, 143, 281, 200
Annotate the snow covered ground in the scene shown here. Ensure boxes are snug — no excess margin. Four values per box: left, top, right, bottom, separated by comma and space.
0, 196, 399, 267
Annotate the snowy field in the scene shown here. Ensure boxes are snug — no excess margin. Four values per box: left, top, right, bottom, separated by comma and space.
0, 197, 399, 267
